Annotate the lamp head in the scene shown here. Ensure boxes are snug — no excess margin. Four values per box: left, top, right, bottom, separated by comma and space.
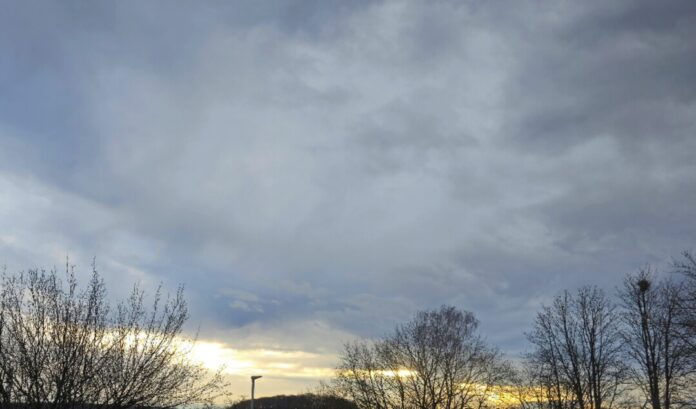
251, 375, 263, 380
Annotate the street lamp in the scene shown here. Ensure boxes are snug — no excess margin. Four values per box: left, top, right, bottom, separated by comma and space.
250, 375, 262, 409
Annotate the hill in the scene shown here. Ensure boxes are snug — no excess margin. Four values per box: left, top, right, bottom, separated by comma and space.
229, 394, 357, 409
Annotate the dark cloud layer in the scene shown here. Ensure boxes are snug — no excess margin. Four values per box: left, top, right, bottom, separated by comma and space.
1, 0, 695, 375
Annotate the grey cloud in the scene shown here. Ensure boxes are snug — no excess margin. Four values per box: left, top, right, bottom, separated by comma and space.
501, 1, 696, 152
1, 1, 695, 367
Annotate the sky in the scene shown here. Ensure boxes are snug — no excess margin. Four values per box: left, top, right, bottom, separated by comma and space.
1, 0, 696, 398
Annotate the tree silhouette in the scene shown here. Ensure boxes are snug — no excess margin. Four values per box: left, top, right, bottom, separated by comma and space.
334, 305, 512, 409
0, 264, 224, 409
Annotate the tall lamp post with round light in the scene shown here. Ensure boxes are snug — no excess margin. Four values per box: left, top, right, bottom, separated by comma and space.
250, 375, 262, 409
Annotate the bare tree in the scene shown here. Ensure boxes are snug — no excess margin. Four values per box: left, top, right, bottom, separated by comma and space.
674, 252, 696, 348
334, 305, 512, 409
517, 347, 574, 409
525, 286, 627, 409
672, 252, 696, 406
618, 268, 692, 409
0, 264, 225, 409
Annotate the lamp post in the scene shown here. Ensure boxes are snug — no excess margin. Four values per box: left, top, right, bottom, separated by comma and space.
250, 375, 262, 409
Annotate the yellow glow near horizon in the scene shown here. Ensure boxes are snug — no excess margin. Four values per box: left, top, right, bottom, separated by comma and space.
380, 369, 416, 378
188, 340, 336, 379
187, 340, 541, 406
189, 341, 256, 374
342, 370, 540, 408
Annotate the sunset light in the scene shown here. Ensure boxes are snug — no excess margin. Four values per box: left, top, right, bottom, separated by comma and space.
190, 340, 336, 379
2, 1, 695, 408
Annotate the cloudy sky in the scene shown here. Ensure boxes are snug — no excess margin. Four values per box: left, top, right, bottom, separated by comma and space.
1, 0, 696, 398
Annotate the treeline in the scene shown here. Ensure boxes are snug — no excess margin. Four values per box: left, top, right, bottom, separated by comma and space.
519, 253, 696, 409
0, 266, 225, 409
331, 252, 696, 409
2, 253, 695, 409
228, 394, 357, 409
